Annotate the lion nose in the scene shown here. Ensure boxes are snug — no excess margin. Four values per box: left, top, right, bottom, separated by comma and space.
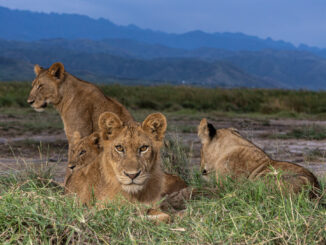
68, 164, 76, 170
124, 170, 141, 180
27, 99, 35, 105
202, 169, 208, 175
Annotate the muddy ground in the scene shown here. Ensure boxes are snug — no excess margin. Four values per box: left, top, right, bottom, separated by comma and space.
0, 109, 326, 183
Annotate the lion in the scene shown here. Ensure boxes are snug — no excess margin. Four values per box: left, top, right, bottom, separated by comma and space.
67, 131, 102, 171
27, 62, 133, 145
197, 118, 320, 196
65, 112, 167, 205
65, 130, 187, 196
161, 173, 188, 196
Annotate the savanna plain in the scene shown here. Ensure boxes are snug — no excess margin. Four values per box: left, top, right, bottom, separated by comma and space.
0, 82, 326, 244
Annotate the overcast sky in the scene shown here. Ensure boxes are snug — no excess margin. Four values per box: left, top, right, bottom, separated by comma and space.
1, 0, 326, 47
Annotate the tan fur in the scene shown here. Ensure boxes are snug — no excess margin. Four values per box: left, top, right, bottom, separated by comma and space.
27, 62, 133, 144
65, 131, 188, 197
198, 118, 320, 196
68, 131, 101, 170
65, 112, 167, 205
64, 131, 102, 184
162, 173, 187, 196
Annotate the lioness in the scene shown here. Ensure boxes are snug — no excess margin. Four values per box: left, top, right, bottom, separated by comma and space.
27, 62, 133, 144
198, 118, 320, 196
65, 112, 167, 205
66, 131, 187, 196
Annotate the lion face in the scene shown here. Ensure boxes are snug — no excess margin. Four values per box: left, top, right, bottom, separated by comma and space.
27, 63, 65, 111
99, 112, 167, 194
197, 118, 218, 179
68, 131, 101, 170
104, 127, 155, 193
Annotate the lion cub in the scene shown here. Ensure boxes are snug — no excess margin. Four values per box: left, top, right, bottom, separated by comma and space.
198, 118, 320, 196
65, 112, 168, 205
66, 130, 187, 196
67, 131, 101, 171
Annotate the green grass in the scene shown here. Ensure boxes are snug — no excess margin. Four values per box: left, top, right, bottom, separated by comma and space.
162, 136, 192, 183
304, 148, 326, 162
0, 167, 325, 244
0, 137, 325, 244
273, 125, 326, 140
1, 82, 326, 243
4, 82, 326, 119
0, 108, 63, 135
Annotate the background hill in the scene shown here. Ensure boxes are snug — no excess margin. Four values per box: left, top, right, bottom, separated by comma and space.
0, 39, 281, 87
1, 6, 326, 89
0, 6, 297, 51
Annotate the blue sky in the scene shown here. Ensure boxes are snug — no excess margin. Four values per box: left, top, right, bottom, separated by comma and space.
1, 0, 326, 47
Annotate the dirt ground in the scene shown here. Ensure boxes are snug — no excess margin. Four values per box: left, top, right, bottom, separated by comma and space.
1, 109, 326, 183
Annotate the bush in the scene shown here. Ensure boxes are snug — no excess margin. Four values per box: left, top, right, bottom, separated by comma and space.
4, 82, 326, 117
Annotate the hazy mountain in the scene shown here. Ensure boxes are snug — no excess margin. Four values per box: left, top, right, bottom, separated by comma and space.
0, 6, 297, 51
1, 6, 326, 89
0, 41, 281, 88
0, 56, 33, 81
2, 38, 326, 89
225, 50, 326, 90
0, 38, 235, 60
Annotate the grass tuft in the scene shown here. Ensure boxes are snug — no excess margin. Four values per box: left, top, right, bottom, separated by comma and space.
273, 124, 326, 140
161, 136, 192, 183
0, 156, 324, 243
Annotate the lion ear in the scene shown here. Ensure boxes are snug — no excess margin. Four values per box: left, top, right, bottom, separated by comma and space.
142, 113, 167, 141
34, 64, 43, 76
198, 118, 216, 144
48, 62, 65, 81
72, 131, 81, 145
98, 112, 123, 140
90, 132, 101, 148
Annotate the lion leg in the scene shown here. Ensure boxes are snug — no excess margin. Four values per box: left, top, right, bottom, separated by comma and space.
160, 186, 217, 212
144, 208, 171, 223
63, 166, 73, 188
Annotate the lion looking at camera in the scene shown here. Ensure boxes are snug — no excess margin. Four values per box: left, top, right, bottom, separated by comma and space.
66, 125, 187, 199
65, 112, 168, 205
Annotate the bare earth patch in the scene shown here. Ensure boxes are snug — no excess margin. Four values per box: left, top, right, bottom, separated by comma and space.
1, 110, 326, 183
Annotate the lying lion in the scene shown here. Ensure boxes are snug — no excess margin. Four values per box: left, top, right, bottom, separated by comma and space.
198, 118, 320, 196
27, 62, 133, 145
65, 112, 169, 205
66, 129, 187, 197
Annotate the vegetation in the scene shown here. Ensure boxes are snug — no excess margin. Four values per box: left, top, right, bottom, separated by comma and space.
0, 87, 325, 243
273, 125, 326, 140
304, 148, 326, 162
2, 82, 326, 119
0, 156, 324, 244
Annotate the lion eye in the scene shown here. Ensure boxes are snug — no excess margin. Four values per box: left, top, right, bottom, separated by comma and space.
37, 84, 43, 89
115, 145, 124, 153
139, 145, 149, 153
79, 150, 86, 156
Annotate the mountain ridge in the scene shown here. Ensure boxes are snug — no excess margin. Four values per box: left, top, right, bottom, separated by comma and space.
1, 6, 326, 89
0, 6, 307, 51
0, 39, 283, 88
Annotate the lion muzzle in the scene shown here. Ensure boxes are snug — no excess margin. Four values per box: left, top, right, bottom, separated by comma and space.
124, 170, 141, 180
